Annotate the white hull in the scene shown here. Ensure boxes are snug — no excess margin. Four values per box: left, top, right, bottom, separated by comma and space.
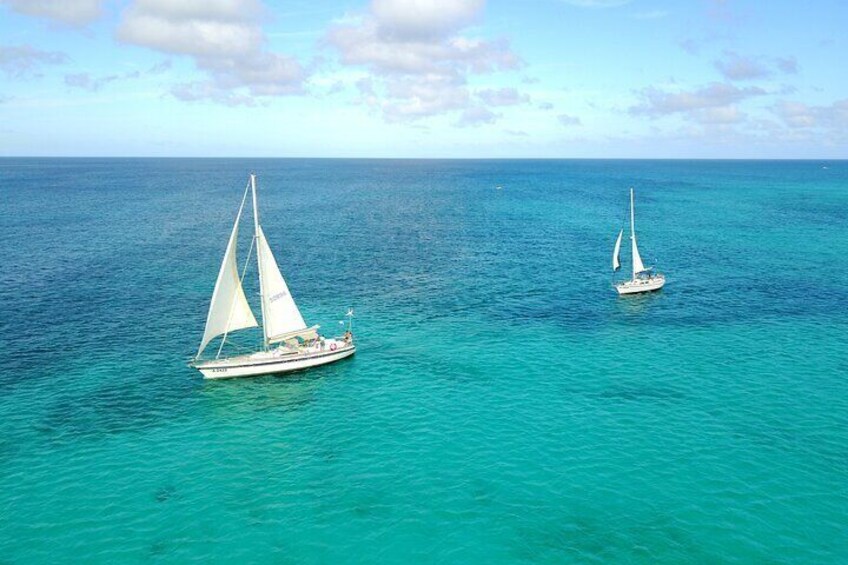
196, 342, 355, 379
615, 274, 665, 295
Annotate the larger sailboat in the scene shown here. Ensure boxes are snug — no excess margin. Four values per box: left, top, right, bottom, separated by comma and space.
612, 188, 666, 295
192, 174, 355, 379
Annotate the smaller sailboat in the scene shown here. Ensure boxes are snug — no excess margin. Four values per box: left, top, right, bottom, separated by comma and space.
612, 188, 665, 295
192, 174, 355, 379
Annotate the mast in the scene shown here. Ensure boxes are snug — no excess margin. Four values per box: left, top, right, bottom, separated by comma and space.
251, 173, 269, 349
629, 187, 647, 278
630, 187, 635, 242
630, 187, 636, 279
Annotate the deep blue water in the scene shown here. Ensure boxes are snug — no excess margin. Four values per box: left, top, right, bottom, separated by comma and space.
1, 158, 847, 562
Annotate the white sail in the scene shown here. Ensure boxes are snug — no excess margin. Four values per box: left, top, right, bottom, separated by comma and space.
197, 198, 258, 357
612, 229, 623, 271
631, 235, 646, 276
249, 173, 309, 344
256, 226, 308, 343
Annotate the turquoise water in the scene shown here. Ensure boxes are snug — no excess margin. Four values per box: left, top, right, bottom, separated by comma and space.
1, 158, 847, 562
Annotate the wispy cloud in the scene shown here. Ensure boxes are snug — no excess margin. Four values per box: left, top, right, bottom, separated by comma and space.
559, 0, 631, 7
63, 61, 170, 91
456, 106, 499, 127
171, 82, 260, 107
65, 72, 119, 91
694, 105, 745, 125
713, 51, 800, 81
558, 113, 582, 126
0, 44, 68, 78
630, 82, 765, 118
476, 87, 529, 106
678, 38, 700, 55
773, 99, 848, 131
775, 56, 798, 74
714, 51, 770, 81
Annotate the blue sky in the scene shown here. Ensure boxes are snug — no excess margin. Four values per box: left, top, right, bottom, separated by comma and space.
0, 0, 845, 158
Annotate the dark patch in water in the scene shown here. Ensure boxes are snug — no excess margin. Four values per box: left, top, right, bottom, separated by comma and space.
512, 510, 719, 563
35, 377, 195, 443
148, 540, 168, 556
155, 485, 177, 503
248, 506, 268, 526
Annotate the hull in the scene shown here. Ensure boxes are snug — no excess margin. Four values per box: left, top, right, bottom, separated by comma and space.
615, 275, 665, 295
196, 343, 355, 379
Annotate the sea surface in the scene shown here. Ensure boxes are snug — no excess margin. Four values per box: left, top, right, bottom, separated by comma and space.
1, 158, 847, 563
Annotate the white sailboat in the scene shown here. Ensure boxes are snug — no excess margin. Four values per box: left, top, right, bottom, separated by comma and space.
612, 188, 665, 295
192, 174, 355, 379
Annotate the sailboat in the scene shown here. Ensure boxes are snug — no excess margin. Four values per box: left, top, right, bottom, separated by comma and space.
192, 174, 355, 379
612, 188, 665, 295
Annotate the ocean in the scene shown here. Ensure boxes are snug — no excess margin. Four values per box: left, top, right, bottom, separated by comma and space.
1, 158, 846, 562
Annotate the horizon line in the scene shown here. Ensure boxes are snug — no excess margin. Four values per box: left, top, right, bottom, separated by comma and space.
0, 156, 845, 161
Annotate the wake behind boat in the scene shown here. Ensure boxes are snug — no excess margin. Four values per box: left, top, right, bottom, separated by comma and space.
612, 188, 665, 295
192, 174, 355, 379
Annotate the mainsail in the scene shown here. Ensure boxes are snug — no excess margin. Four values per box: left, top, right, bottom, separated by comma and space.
197, 189, 258, 357
612, 229, 623, 271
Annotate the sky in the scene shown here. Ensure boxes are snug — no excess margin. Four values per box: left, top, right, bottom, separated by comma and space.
0, 0, 846, 158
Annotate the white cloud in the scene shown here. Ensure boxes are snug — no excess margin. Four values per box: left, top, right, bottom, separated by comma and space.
118, 0, 264, 58
326, 0, 522, 123
117, 0, 306, 103
0, 0, 104, 26
383, 74, 470, 119
371, 0, 483, 39
329, 18, 519, 76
